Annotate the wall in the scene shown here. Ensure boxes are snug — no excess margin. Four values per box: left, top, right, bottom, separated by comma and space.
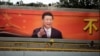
0, 51, 100, 56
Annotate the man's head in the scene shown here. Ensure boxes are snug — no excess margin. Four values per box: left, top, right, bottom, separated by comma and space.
42, 12, 53, 29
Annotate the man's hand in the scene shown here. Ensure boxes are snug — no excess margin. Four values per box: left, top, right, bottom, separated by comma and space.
37, 28, 45, 37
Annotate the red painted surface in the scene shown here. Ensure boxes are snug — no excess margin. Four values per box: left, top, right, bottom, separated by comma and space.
0, 9, 99, 40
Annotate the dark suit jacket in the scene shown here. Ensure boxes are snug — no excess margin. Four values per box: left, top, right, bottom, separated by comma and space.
32, 27, 62, 39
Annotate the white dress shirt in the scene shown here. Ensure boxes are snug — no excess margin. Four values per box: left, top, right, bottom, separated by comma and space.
44, 27, 51, 38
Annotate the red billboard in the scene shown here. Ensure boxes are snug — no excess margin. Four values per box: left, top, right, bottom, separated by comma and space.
0, 8, 99, 40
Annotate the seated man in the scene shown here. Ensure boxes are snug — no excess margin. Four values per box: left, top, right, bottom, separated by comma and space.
32, 12, 62, 39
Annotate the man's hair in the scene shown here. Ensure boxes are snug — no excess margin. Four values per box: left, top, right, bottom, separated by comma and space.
42, 12, 53, 19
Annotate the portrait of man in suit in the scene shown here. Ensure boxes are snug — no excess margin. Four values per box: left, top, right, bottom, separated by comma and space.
32, 12, 62, 39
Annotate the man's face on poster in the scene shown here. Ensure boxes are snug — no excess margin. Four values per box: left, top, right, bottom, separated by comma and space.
42, 15, 53, 28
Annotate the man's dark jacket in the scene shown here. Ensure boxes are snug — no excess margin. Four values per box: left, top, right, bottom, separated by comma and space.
32, 27, 62, 39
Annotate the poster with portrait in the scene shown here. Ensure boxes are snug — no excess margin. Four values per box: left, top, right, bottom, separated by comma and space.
0, 8, 99, 40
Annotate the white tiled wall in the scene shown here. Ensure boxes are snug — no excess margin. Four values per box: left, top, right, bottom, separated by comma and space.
0, 51, 99, 56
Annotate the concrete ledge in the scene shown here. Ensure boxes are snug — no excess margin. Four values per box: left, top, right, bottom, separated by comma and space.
0, 5, 99, 12
0, 47, 100, 52
0, 37, 100, 44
